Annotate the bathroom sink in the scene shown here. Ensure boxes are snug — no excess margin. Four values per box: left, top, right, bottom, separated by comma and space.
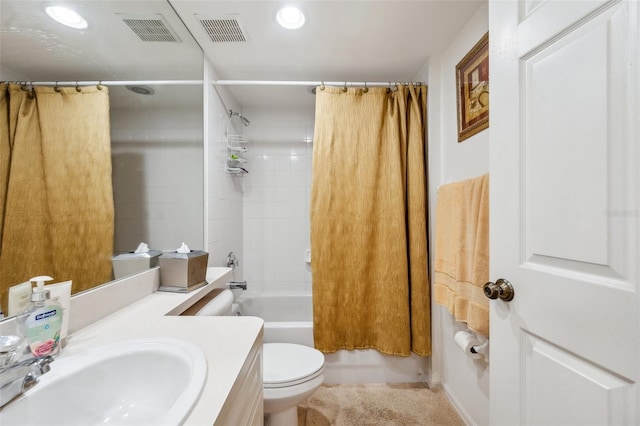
0, 337, 207, 426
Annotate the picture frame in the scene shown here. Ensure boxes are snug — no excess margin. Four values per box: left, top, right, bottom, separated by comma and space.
456, 32, 489, 142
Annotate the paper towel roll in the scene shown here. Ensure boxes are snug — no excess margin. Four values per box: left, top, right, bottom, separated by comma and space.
195, 289, 234, 316
454, 331, 483, 360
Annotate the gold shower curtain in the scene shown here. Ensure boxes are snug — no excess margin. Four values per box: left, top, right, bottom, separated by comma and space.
0, 83, 114, 313
311, 84, 430, 356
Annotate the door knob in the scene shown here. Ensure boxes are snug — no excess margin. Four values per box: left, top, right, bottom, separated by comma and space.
483, 278, 515, 301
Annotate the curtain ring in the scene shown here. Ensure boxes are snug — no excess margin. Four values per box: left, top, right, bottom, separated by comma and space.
362, 82, 368, 93
54, 81, 61, 92
75, 81, 81, 92
320, 81, 325, 91
342, 82, 347, 92
25, 82, 34, 99
97, 80, 103, 90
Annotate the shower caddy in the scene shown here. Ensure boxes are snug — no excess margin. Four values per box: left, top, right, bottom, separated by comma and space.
225, 110, 249, 175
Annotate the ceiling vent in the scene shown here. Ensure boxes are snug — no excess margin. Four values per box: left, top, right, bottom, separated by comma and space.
118, 13, 181, 43
195, 14, 249, 43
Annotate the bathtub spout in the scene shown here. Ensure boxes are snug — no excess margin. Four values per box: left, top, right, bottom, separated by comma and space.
229, 281, 247, 290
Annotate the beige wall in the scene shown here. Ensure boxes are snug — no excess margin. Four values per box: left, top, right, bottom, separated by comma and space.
423, 3, 490, 425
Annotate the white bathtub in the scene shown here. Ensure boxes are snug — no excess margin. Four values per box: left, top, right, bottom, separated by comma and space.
234, 293, 427, 384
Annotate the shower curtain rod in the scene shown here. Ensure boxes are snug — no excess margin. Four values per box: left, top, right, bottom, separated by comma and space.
212, 80, 423, 87
6, 79, 422, 88
4, 80, 203, 86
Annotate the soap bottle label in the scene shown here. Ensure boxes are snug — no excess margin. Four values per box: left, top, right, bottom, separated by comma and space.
24, 306, 62, 356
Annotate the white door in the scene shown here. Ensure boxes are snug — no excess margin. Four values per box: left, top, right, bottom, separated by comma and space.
489, 0, 639, 425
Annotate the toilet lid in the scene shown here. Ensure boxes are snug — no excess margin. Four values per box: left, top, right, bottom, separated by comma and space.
263, 343, 325, 388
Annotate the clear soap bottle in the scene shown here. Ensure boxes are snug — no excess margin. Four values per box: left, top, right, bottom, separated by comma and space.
18, 276, 63, 357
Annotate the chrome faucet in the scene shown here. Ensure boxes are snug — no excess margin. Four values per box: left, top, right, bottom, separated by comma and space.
229, 281, 247, 290
0, 355, 54, 407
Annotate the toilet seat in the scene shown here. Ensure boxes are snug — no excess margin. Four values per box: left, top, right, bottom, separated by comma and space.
263, 343, 325, 389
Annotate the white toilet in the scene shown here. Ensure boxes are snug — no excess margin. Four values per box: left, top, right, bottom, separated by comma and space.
195, 289, 325, 426
263, 342, 325, 425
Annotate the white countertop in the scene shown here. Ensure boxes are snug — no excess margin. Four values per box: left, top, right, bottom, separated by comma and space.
59, 268, 264, 425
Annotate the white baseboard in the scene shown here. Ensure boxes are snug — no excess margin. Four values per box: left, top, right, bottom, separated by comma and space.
442, 382, 476, 426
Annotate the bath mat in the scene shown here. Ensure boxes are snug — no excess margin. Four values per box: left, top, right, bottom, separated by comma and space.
297, 383, 464, 426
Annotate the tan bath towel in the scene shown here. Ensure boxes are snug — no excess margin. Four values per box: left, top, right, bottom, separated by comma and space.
434, 174, 489, 336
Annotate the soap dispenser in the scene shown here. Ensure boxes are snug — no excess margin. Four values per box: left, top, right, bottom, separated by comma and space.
18, 276, 63, 357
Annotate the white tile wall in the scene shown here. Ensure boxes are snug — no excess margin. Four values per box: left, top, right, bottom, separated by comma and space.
205, 63, 244, 278
112, 67, 314, 293
242, 140, 313, 294
111, 106, 204, 253
111, 62, 246, 280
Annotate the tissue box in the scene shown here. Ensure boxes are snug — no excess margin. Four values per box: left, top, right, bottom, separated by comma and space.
112, 250, 162, 279
159, 250, 209, 289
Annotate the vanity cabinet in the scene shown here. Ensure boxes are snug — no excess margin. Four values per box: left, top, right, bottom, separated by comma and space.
52, 268, 265, 426
214, 331, 264, 426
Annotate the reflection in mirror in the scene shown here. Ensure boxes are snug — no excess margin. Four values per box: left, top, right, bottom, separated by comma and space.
0, 0, 204, 316
110, 83, 204, 253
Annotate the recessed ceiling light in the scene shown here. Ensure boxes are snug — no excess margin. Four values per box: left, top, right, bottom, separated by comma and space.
45, 6, 88, 29
276, 5, 306, 30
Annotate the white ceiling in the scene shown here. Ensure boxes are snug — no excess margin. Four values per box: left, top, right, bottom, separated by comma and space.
172, 0, 484, 108
0, 0, 485, 110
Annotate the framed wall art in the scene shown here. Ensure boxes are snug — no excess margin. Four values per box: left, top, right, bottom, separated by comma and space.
456, 32, 489, 142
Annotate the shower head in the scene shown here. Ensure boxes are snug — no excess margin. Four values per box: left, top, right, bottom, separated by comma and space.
229, 110, 250, 126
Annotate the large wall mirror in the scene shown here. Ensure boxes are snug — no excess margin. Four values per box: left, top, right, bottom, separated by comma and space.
0, 0, 204, 315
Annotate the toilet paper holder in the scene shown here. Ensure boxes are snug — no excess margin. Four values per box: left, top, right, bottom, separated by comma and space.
454, 330, 489, 360
470, 341, 488, 355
